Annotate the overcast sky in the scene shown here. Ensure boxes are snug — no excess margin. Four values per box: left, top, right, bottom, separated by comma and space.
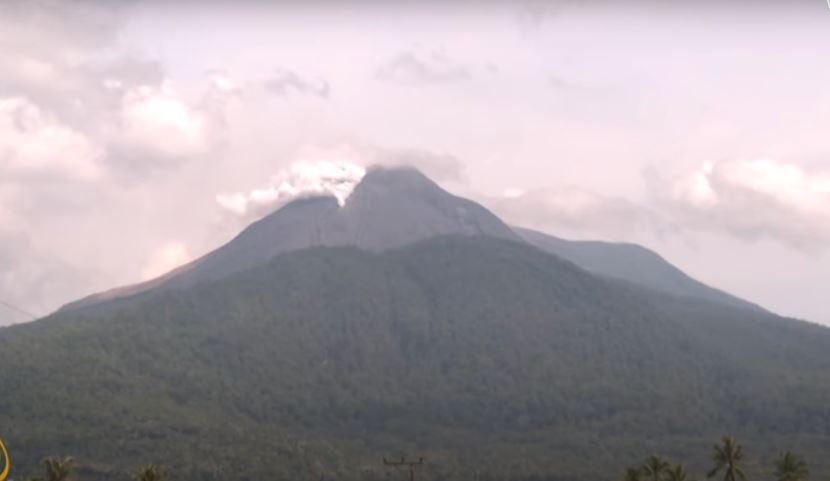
2, 0, 830, 326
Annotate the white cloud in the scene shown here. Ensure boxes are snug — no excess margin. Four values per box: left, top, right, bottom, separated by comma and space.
0, 96, 102, 180
214, 145, 468, 223
375, 148, 466, 182
217, 160, 367, 220
716, 159, 830, 213
207, 71, 238, 94
662, 159, 830, 251
484, 186, 669, 241
672, 161, 718, 207
118, 82, 210, 158
503, 188, 527, 198
141, 241, 191, 280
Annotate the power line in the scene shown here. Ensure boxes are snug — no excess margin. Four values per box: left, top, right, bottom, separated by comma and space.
0, 298, 39, 320
383, 457, 425, 481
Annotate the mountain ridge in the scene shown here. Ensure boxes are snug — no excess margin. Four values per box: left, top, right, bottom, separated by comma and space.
514, 227, 765, 313
61, 166, 763, 317
61, 166, 521, 312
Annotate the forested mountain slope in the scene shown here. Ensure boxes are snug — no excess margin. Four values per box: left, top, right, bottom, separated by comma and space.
515, 227, 763, 312
2, 236, 829, 481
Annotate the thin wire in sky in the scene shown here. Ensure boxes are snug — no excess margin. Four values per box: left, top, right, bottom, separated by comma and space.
0, 299, 39, 320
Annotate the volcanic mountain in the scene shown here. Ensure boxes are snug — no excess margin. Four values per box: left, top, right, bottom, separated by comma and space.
2, 166, 830, 481
514, 227, 763, 312
63, 167, 753, 313
62, 167, 521, 311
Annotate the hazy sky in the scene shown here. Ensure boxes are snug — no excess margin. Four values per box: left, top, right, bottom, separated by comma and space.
2, 1, 830, 326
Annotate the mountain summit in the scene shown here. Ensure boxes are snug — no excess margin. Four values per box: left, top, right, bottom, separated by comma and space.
167, 166, 521, 286
5, 166, 830, 481
63, 166, 520, 310
63, 165, 761, 313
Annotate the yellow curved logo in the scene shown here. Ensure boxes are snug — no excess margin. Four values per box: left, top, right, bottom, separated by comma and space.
0, 436, 10, 481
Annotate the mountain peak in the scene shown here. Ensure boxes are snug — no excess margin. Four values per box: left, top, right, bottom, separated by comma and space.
62, 166, 520, 311
335, 165, 443, 208
360, 164, 436, 187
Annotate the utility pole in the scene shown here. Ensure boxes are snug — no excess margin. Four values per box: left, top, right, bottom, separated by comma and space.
383, 456, 424, 481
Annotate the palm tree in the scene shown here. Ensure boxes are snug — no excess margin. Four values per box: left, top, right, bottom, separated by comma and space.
707, 436, 746, 481
623, 467, 644, 481
42, 457, 74, 481
666, 464, 690, 481
774, 451, 808, 481
642, 455, 671, 481
133, 465, 167, 481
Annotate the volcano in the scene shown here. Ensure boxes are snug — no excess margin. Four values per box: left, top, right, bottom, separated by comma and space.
3, 166, 829, 481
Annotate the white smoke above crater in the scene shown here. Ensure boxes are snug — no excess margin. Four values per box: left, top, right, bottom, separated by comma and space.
216, 160, 367, 219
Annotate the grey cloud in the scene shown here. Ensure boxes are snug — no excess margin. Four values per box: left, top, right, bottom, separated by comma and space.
0, 1, 237, 324
483, 186, 674, 241
488, 159, 830, 254
645, 162, 830, 253
375, 148, 466, 182
376, 50, 470, 85
0, 0, 139, 109
0, 227, 91, 325
0, 0, 123, 50
548, 75, 591, 91
265, 69, 330, 99
516, 0, 578, 32
0, 0, 230, 177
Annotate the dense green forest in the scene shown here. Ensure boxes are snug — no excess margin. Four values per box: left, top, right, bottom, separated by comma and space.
8, 436, 818, 481
2, 237, 830, 481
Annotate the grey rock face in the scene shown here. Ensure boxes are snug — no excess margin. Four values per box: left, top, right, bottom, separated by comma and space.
62, 166, 521, 310
171, 167, 521, 287
62, 166, 763, 314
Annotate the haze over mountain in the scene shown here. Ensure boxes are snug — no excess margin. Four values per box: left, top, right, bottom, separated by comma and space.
515, 227, 764, 313
6, 0, 830, 331
63, 167, 755, 315
2, 167, 830, 481
62, 167, 521, 311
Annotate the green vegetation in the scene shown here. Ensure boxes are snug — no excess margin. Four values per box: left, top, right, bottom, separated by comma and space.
132, 465, 167, 481
515, 227, 761, 312
623, 438, 809, 481
43, 458, 76, 481
18, 437, 813, 481
1, 237, 830, 481
774, 452, 808, 481
666, 464, 690, 481
20, 456, 166, 481
708, 436, 746, 481
643, 456, 672, 481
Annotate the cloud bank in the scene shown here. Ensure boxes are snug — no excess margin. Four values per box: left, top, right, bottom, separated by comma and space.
0, 0, 237, 324
658, 159, 830, 252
